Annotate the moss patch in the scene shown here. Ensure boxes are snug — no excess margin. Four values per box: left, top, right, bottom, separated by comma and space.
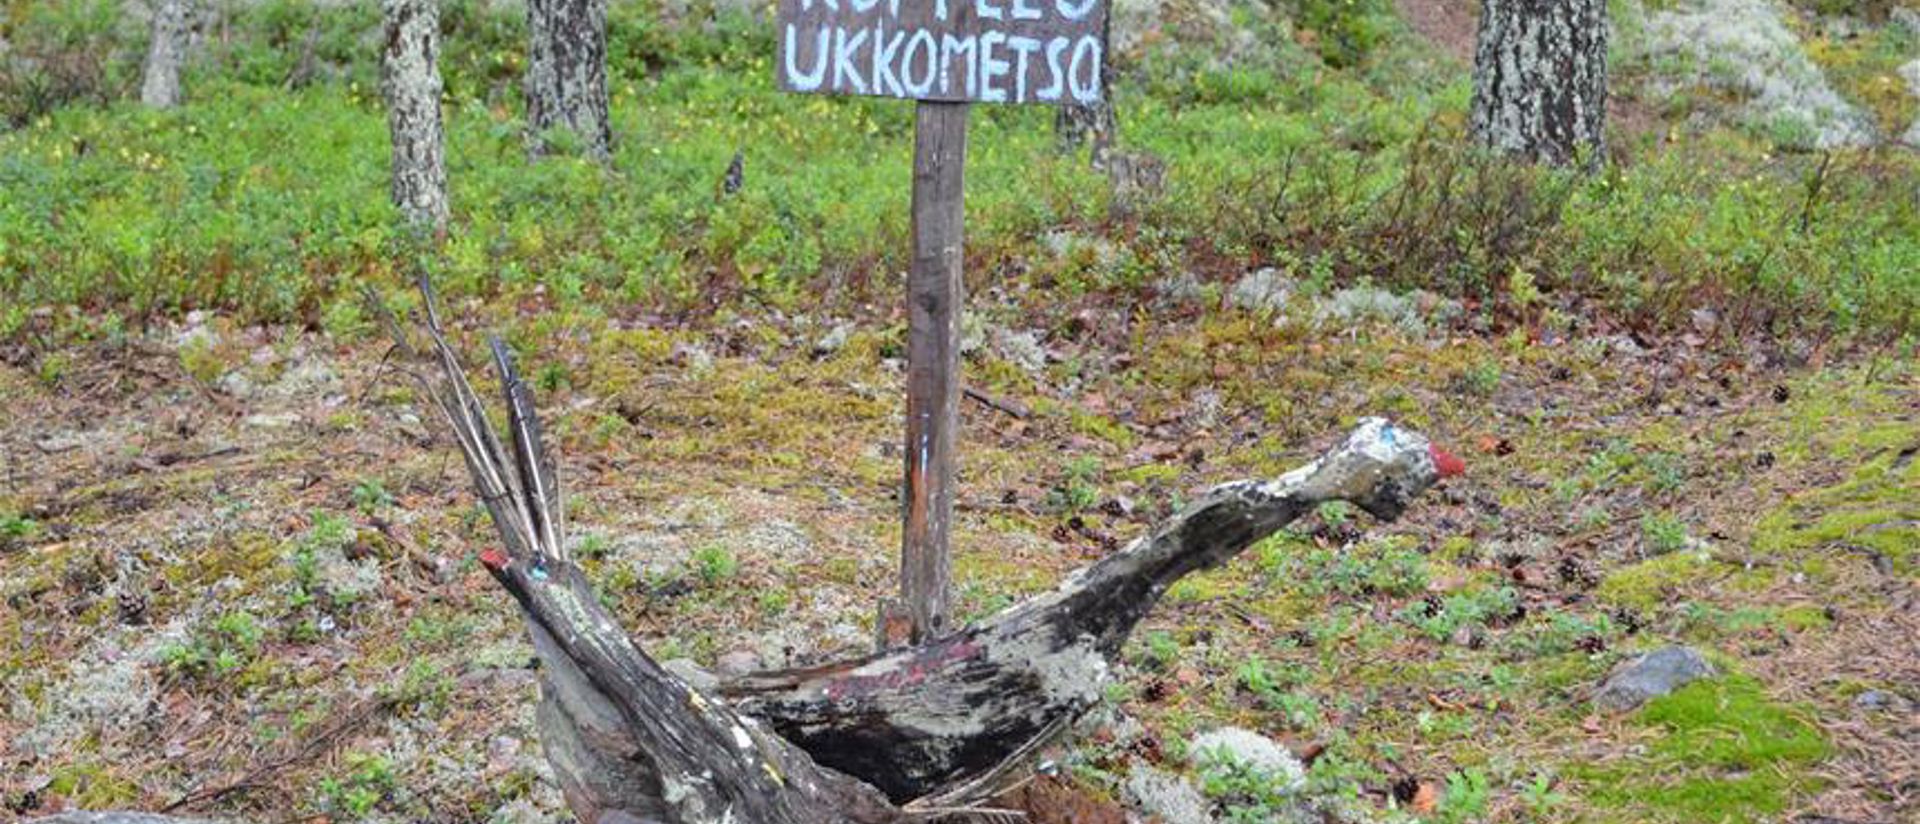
1572, 677, 1829, 822
1596, 550, 1727, 614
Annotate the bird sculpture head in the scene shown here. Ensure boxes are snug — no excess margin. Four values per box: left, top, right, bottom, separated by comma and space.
1289, 417, 1465, 520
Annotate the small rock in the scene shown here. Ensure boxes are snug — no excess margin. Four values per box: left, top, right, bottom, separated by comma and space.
714, 648, 762, 678
1853, 689, 1911, 714
1592, 646, 1716, 712
1123, 764, 1211, 824
1188, 726, 1307, 794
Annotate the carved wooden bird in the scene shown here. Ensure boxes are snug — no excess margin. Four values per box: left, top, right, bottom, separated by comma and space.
397, 279, 1463, 821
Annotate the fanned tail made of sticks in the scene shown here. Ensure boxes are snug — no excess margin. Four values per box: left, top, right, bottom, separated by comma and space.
383, 278, 906, 824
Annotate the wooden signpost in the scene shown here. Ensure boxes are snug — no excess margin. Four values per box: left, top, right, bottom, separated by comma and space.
778, 0, 1107, 645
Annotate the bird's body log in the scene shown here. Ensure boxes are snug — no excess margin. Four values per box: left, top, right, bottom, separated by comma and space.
395, 281, 1459, 821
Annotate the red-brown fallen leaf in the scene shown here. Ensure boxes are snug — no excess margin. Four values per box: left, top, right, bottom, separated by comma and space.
1581, 714, 1604, 734
1174, 667, 1202, 687
1412, 782, 1439, 813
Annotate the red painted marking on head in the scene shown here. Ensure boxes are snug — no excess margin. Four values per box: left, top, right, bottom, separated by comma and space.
479, 548, 510, 570
1429, 444, 1467, 479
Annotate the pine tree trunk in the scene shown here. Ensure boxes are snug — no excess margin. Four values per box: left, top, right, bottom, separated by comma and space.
1054, 38, 1115, 166
1469, 0, 1608, 167
382, 0, 449, 231
140, 0, 191, 109
1055, 100, 1115, 164
525, 0, 613, 160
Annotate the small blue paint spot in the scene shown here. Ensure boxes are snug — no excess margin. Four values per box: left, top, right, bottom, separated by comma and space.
531, 563, 550, 581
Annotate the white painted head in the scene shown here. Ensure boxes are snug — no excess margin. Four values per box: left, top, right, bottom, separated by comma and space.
1297, 417, 1465, 520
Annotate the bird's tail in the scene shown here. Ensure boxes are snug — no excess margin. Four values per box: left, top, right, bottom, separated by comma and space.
389, 275, 568, 569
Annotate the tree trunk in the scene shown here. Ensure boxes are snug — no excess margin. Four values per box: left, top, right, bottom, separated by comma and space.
1055, 14, 1115, 165
382, 0, 449, 232
1055, 101, 1115, 167
525, 0, 613, 160
393, 281, 1460, 821
140, 0, 191, 109
1469, 0, 1608, 167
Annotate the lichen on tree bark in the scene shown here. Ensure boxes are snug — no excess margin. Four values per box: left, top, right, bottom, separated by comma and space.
381, 0, 449, 231
525, 0, 614, 160
1469, 0, 1608, 167
140, 0, 191, 109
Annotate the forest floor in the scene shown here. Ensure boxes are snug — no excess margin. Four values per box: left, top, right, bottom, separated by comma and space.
2, 0, 1918, 822
2, 289, 1914, 823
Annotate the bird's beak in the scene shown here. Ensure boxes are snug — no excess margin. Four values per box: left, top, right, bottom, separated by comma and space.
1429, 444, 1466, 479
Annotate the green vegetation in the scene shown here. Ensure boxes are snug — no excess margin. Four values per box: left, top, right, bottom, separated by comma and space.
318, 752, 400, 819
691, 544, 738, 585
3, 0, 1918, 343
1574, 677, 1830, 822
159, 609, 268, 681
4, 0, 1914, 820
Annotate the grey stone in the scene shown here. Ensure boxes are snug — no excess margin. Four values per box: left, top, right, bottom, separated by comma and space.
1124, 764, 1211, 824
1592, 646, 1716, 711
1188, 726, 1306, 794
1853, 689, 1910, 714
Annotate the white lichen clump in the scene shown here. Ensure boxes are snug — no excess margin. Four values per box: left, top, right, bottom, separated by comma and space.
1640, 0, 1876, 148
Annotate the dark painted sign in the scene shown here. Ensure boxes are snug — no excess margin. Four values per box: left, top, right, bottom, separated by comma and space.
776, 0, 1106, 104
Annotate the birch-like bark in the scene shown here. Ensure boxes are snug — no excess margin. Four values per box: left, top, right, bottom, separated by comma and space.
382, 0, 449, 231
140, 0, 191, 109
1469, 0, 1608, 167
525, 0, 613, 160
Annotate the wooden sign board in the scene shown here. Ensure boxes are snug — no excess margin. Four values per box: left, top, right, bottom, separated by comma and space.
774, 0, 1108, 645
777, 0, 1108, 104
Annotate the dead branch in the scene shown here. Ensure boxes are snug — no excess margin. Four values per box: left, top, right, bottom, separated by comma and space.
394, 280, 1460, 821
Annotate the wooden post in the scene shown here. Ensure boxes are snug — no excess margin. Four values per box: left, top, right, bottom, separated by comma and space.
900, 100, 968, 645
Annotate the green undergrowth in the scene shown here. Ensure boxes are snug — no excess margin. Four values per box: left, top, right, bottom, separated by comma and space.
3, 1, 1919, 342
1571, 676, 1830, 823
